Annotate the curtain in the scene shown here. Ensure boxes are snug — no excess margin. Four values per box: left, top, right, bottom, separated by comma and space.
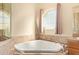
35, 9, 43, 39
56, 3, 62, 34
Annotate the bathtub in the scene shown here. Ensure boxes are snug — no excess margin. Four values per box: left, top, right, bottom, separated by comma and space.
14, 40, 67, 55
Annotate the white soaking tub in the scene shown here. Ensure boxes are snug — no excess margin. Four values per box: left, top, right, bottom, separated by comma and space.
14, 40, 67, 55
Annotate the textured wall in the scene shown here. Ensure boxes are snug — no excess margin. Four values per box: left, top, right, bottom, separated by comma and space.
38, 34, 73, 44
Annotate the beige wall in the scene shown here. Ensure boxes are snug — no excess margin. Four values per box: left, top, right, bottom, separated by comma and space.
11, 3, 35, 37
11, 3, 79, 37
61, 3, 79, 36
36, 3, 57, 10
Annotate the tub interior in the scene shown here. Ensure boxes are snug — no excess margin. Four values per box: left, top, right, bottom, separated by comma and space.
15, 40, 64, 52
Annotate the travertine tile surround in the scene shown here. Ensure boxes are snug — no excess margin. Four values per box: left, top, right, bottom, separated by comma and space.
37, 34, 73, 44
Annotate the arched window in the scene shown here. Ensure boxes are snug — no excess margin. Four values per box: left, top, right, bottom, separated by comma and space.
42, 9, 57, 34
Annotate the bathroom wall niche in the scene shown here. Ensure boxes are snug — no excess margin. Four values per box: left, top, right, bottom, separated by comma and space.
0, 3, 11, 41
